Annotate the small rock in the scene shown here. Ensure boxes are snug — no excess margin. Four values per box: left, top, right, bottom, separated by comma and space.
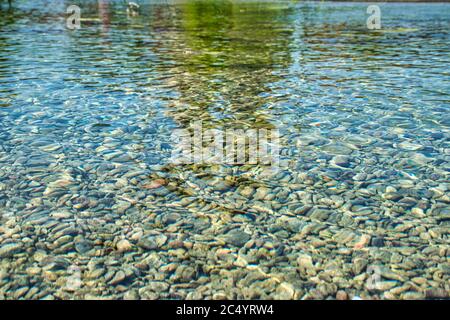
138, 234, 167, 250
234, 256, 248, 268
212, 293, 229, 300
383, 193, 402, 201
143, 179, 167, 189
411, 277, 427, 285
116, 239, 132, 253
401, 291, 424, 300
353, 234, 371, 249
353, 258, 368, 275
253, 187, 270, 200
223, 229, 251, 247
309, 208, 331, 221
110, 270, 126, 285
74, 240, 93, 254
411, 207, 425, 217
371, 237, 385, 247
0, 243, 23, 258
124, 289, 140, 300
374, 281, 398, 291
336, 290, 348, 300
275, 282, 295, 300
430, 132, 444, 140
386, 186, 397, 193
147, 281, 169, 292
331, 155, 350, 168
297, 254, 316, 275
353, 173, 367, 181
398, 141, 422, 151
240, 186, 255, 198
162, 212, 181, 225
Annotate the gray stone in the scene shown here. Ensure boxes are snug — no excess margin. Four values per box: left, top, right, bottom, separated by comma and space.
223, 229, 251, 247
332, 155, 350, 167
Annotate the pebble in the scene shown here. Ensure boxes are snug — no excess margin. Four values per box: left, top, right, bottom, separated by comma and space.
411, 207, 425, 217
75, 240, 93, 254
336, 290, 348, 300
143, 179, 167, 189
331, 155, 350, 167
110, 271, 126, 285
398, 141, 423, 151
353, 258, 368, 275
117, 239, 132, 253
138, 234, 167, 250
401, 291, 424, 300
0, 243, 23, 258
146, 281, 170, 292
371, 237, 385, 247
354, 234, 371, 249
253, 187, 270, 200
240, 186, 255, 198
353, 173, 367, 181
223, 229, 251, 247
374, 281, 398, 291
275, 282, 295, 300
124, 289, 140, 300
297, 254, 315, 275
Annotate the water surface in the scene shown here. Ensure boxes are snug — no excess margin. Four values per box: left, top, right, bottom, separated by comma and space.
0, 0, 449, 300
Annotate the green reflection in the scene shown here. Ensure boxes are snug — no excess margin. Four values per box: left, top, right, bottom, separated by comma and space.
156, 0, 295, 130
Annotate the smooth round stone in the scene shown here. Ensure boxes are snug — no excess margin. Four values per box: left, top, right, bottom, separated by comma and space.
116, 239, 132, 253
110, 271, 126, 285
336, 290, 348, 300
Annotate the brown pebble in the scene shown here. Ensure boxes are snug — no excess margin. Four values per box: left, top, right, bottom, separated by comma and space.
116, 239, 132, 253
143, 179, 167, 189
336, 290, 348, 300
168, 240, 184, 249
353, 234, 371, 249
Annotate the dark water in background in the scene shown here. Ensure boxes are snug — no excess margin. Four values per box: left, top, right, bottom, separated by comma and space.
0, 1, 448, 300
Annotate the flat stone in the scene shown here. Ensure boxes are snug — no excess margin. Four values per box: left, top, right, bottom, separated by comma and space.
371, 237, 385, 247
331, 155, 350, 167
223, 229, 251, 247
138, 234, 167, 250
0, 243, 23, 258
323, 143, 353, 155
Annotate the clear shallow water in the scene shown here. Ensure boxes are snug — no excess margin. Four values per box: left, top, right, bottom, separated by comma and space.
0, 0, 449, 300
